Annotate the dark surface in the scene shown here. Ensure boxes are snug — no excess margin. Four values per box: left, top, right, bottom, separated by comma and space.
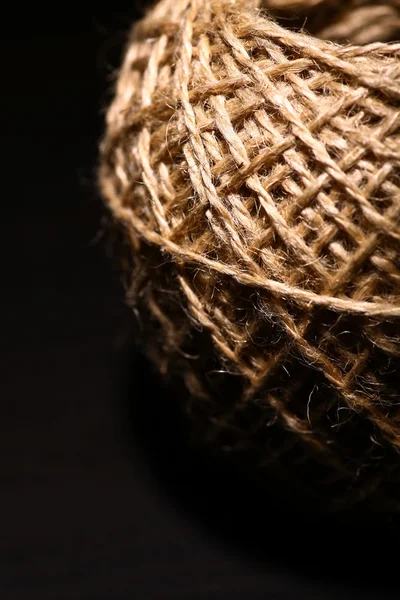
1, 5, 399, 599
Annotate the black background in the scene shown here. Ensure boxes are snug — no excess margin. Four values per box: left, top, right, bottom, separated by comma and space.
1, 4, 399, 598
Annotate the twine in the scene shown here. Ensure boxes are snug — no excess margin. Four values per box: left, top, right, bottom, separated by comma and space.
100, 0, 400, 510
267, 0, 400, 45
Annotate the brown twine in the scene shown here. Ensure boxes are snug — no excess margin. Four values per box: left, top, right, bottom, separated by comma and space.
266, 0, 400, 45
100, 0, 400, 510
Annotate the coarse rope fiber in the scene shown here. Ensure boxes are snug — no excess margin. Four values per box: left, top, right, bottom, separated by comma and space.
100, 0, 400, 511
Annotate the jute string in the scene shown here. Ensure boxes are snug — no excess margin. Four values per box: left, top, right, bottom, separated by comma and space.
100, 0, 400, 509
267, 0, 400, 45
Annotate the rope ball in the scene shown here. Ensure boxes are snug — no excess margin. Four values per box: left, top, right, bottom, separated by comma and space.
100, 0, 400, 511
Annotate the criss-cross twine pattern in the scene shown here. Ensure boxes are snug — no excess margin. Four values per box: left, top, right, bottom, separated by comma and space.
100, 0, 400, 509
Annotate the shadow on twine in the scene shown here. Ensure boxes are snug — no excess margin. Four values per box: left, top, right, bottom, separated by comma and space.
117, 333, 400, 595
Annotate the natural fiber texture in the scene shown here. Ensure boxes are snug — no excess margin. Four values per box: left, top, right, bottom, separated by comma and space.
100, 0, 400, 510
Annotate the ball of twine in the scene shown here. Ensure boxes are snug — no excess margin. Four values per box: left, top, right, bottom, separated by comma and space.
100, 0, 400, 511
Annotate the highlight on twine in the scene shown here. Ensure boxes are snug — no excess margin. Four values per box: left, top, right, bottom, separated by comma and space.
100, 0, 400, 512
